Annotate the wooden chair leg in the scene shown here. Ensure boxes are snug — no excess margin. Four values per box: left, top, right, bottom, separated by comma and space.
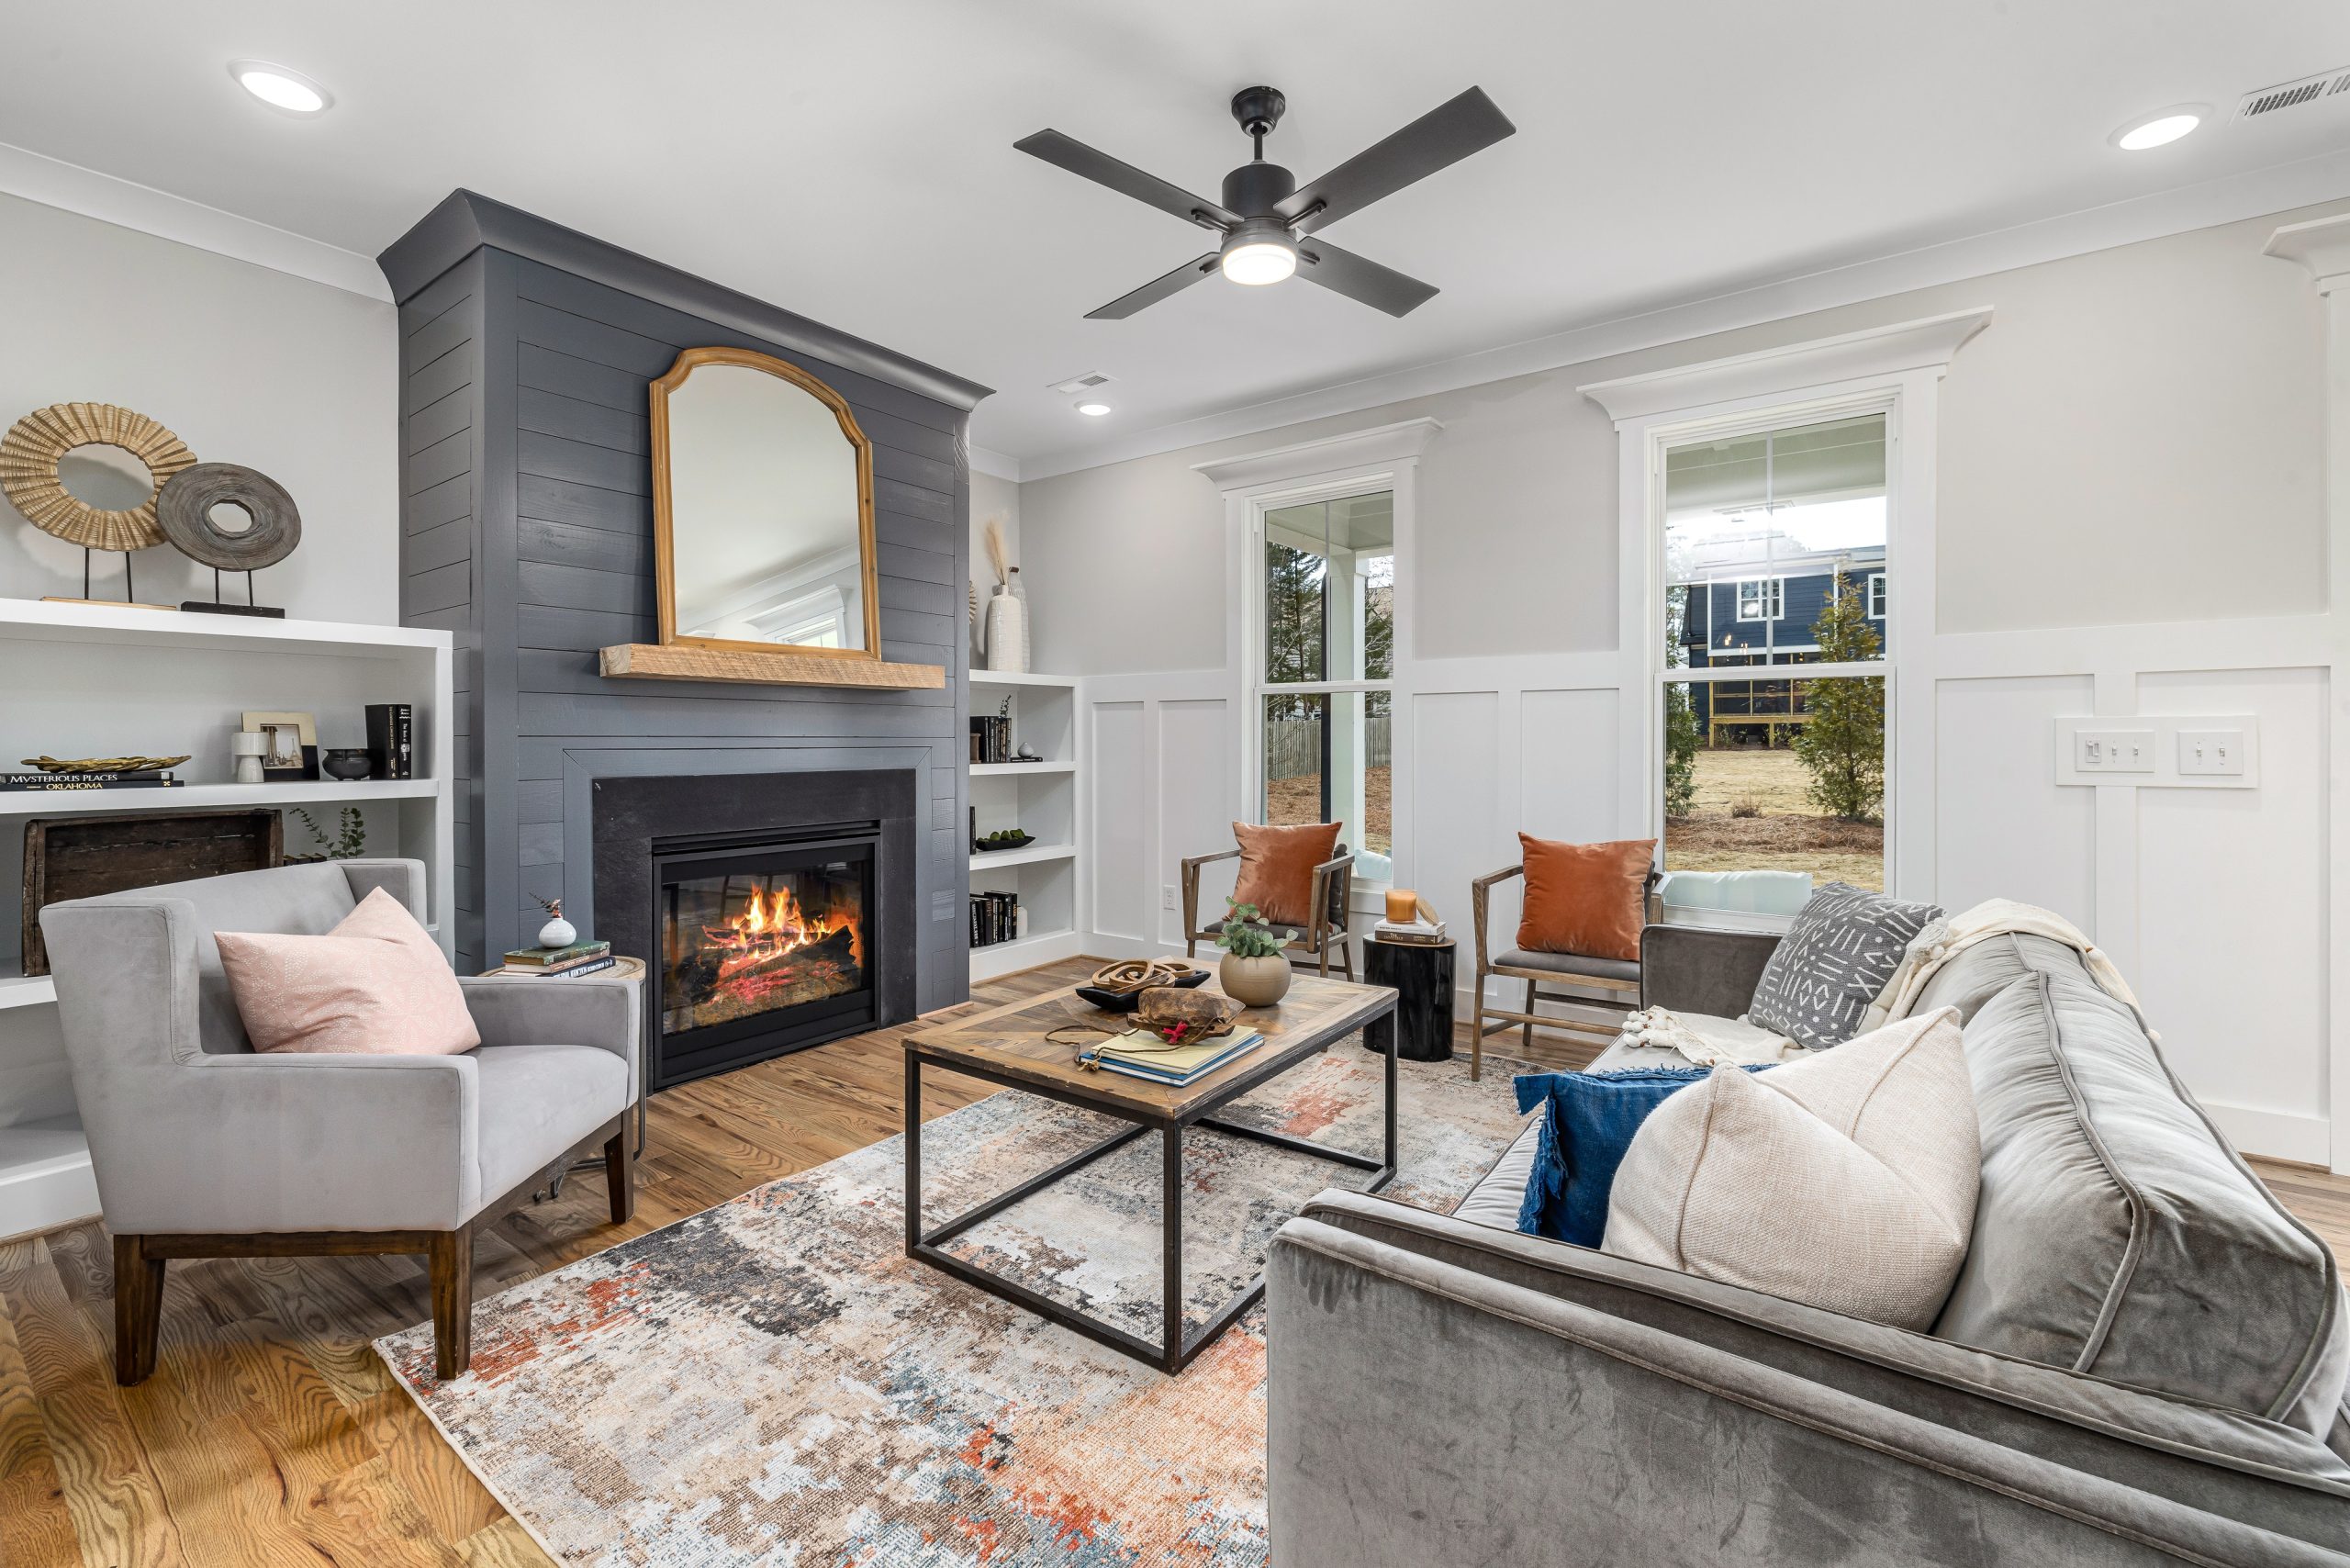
1523, 979, 1538, 1052
429, 1226, 475, 1381
604, 1126, 636, 1225
112, 1233, 165, 1386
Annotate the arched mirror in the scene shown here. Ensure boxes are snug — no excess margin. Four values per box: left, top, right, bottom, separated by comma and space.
652, 347, 879, 658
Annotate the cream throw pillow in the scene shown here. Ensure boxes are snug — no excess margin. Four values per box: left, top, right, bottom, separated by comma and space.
216, 886, 480, 1055
1602, 1006, 1978, 1328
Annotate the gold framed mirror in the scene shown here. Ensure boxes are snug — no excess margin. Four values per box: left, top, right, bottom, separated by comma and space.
651, 347, 880, 660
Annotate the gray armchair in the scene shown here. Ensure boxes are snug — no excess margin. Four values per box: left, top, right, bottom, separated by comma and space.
40, 859, 639, 1384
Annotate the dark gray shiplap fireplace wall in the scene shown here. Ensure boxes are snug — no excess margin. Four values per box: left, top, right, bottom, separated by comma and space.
378, 191, 990, 1014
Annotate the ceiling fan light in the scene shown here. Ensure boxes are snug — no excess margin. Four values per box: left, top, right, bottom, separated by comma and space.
1222, 239, 1297, 286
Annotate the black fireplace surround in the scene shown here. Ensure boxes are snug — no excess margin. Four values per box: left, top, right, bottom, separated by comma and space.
592, 768, 918, 1091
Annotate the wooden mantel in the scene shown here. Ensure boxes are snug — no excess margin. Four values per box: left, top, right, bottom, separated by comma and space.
598, 643, 945, 689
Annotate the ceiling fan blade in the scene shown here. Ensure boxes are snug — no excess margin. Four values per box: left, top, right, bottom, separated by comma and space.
1277, 86, 1516, 235
1085, 252, 1221, 319
1014, 129, 1240, 231
1293, 238, 1439, 317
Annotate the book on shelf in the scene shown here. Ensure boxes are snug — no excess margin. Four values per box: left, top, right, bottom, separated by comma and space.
968, 714, 1013, 765
0, 771, 182, 791
365, 703, 414, 780
1080, 1028, 1265, 1086
497, 955, 618, 980
502, 939, 611, 969
968, 890, 1022, 948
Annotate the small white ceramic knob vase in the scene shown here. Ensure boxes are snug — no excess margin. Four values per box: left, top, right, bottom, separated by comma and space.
539, 914, 577, 948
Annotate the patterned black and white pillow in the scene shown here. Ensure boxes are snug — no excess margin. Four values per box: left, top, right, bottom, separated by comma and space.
1748, 882, 1942, 1049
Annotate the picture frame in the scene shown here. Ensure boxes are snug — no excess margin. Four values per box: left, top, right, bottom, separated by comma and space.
240, 710, 319, 782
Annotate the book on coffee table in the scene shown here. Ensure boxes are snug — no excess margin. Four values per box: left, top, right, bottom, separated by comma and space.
1080, 1028, 1264, 1086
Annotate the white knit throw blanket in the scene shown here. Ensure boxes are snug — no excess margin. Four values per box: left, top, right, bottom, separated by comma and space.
1629, 896, 2149, 1068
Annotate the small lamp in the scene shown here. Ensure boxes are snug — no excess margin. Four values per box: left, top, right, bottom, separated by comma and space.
230, 730, 267, 785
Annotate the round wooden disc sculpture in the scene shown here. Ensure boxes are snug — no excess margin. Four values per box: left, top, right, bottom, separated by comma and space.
0, 403, 196, 553
157, 462, 301, 570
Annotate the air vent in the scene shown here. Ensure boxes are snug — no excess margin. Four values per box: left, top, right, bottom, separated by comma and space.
2236, 66, 2350, 120
1046, 371, 1113, 395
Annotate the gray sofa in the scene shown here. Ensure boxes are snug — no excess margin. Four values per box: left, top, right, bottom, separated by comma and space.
1266, 924, 2350, 1565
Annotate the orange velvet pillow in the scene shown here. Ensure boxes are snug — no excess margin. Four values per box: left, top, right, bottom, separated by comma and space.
1230, 820, 1343, 928
1516, 834, 1656, 962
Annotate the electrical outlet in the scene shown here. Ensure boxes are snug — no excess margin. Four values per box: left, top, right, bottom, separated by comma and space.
2177, 729, 2245, 776
2076, 729, 2155, 773
1161, 885, 1177, 912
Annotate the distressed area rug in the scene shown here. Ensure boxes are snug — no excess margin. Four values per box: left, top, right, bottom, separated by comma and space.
377, 1042, 1528, 1566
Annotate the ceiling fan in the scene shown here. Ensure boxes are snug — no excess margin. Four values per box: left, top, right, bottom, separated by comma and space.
1014, 84, 1515, 319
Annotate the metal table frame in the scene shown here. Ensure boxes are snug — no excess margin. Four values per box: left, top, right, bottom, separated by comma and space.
903, 1004, 1397, 1375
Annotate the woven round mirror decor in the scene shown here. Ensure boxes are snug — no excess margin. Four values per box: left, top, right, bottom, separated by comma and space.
0, 402, 195, 553
157, 462, 302, 570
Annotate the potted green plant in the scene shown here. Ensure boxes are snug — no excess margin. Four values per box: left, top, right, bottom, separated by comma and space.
1215, 899, 1293, 1006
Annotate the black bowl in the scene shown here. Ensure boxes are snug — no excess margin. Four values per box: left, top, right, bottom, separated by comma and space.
973, 832, 1035, 853
320, 748, 374, 781
1076, 967, 1211, 1012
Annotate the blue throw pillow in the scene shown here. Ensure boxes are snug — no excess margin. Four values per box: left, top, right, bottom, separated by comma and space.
1513, 1066, 1771, 1247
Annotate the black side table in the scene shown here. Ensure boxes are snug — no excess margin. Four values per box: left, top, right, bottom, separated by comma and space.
1362, 937, 1456, 1062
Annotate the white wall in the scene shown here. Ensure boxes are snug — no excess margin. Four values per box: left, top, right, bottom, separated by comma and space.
1019, 197, 2349, 1167
0, 193, 398, 620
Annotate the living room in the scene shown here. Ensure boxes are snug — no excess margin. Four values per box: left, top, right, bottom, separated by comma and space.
3, 6, 2349, 1565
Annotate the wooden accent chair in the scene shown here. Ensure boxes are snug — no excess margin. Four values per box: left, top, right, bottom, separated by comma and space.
1181, 834, 1358, 980
39, 859, 639, 1384
1468, 862, 1662, 1081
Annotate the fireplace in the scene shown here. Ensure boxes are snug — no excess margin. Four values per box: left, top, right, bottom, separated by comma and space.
591, 767, 921, 1092
655, 828, 874, 1081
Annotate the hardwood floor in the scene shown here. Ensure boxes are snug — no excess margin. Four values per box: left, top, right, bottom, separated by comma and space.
0, 956, 2344, 1568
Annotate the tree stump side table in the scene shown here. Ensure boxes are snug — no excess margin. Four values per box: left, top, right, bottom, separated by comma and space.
1361, 936, 1456, 1062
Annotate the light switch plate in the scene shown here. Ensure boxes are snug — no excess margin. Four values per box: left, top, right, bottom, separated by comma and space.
2177, 729, 2246, 776
2075, 729, 2155, 773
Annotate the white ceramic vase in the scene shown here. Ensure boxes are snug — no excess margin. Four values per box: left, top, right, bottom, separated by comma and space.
539, 915, 577, 948
984, 585, 1029, 674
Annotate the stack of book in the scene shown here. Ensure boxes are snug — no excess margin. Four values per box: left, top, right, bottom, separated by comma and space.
1372, 916, 1448, 946
498, 938, 616, 978
0, 768, 184, 792
968, 714, 1014, 764
1080, 1027, 1265, 1086
970, 890, 1020, 947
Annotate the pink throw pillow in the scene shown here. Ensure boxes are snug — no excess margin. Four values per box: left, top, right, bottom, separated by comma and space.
216, 886, 480, 1055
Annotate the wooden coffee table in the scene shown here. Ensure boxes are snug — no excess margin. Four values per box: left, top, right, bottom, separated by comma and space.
904, 973, 1397, 1373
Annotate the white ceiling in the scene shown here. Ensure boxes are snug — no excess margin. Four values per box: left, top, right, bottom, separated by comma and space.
5, 2, 2349, 474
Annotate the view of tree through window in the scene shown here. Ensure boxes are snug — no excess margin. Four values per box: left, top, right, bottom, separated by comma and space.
1660, 414, 1888, 890
1259, 492, 1394, 874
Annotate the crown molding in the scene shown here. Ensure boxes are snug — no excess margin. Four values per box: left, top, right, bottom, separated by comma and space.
969, 446, 1022, 483
2266, 213, 2350, 293
1013, 145, 2350, 481
1579, 308, 1991, 422
1191, 417, 1444, 491
0, 140, 391, 301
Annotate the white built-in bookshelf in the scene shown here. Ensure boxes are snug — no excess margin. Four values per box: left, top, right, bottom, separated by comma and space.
0, 598, 455, 1238
967, 670, 1083, 982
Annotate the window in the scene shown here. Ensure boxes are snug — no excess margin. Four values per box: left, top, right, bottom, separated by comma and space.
1736, 577, 1784, 622
1661, 412, 1888, 890
1254, 488, 1394, 882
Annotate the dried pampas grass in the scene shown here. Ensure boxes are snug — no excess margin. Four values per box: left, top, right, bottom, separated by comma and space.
982, 516, 1010, 585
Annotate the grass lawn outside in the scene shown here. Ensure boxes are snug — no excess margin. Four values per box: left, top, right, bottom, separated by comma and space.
1668, 747, 1884, 890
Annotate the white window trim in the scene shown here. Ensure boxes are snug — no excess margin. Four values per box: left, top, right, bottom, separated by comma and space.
1585, 308, 1987, 902
1735, 576, 1785, 622
1197, 419, 1437, 896
1867, 571, 1887, 620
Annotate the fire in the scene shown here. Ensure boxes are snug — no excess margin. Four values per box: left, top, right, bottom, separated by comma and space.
699, 882, 863, 976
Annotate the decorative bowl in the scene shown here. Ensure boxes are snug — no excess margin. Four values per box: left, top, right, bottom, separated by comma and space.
320, 748, 374, 781
1077, 966, 1210, 1013
973, 831, 1035, 853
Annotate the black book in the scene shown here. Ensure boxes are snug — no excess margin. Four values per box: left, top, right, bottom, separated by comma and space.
366, 703, 414, 780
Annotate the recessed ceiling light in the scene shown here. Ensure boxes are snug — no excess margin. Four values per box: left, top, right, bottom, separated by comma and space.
2110, 104, 2208, 151
229, 60, 332, 115
1075, 400, 1113, 417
